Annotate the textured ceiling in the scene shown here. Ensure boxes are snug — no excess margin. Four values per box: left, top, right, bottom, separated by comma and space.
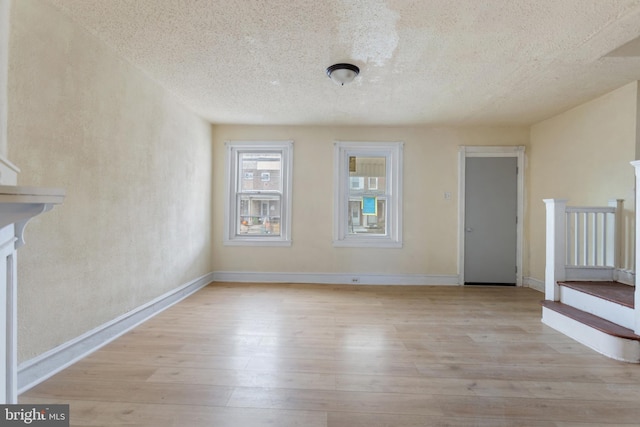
47, 0, 640, 126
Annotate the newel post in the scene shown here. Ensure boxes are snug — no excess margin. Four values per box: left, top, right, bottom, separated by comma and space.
608, 198, 624, 269
544, 199, 568, 301
631, 161, 640, 334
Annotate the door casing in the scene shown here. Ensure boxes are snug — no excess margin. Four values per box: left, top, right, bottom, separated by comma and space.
458, 146, 525, 286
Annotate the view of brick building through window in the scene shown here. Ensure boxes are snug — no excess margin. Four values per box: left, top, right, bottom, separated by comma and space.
238, 152, 282, 235
348, 156, 386, 235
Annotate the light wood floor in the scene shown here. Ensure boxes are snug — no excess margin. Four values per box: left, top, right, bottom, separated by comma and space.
20, 283, 640, 426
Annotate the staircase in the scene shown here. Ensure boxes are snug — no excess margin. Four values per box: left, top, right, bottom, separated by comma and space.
541, 281, 640, 362
542, 194, 640, 363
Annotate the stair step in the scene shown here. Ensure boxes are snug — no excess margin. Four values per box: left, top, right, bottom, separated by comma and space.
541, 300, 640, 341
558, 281, 634, 309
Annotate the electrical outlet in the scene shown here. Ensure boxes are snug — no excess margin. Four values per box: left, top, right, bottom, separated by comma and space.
351, 277, 360, 283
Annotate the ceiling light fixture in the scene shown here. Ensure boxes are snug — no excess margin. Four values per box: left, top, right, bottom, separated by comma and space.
326, 63, 360, 86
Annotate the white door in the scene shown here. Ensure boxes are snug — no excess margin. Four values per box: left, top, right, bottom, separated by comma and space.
464, 157, 518, 285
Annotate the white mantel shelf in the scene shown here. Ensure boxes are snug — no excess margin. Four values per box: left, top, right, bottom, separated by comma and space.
0, 185, 65, 202
1, 184, 65, 404
0, 185, 65, 246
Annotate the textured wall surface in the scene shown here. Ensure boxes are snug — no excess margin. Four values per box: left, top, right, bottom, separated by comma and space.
0, 0, 10, 157
212, 124, 529, 277
527, 82, 638, 282
8, 0, 213, 362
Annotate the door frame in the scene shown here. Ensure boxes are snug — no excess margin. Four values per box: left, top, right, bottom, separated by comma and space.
458, 146, 525, 286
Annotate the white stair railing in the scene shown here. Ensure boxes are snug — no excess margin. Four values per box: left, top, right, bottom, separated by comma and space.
544, 199, 623, 302
565, 202, 620, 271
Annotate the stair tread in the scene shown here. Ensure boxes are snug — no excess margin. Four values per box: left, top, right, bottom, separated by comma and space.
558, 281, 635, 309
541, 300, 640, 341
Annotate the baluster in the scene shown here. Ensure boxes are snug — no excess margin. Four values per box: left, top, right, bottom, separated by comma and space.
581, 212, 589, 266
608, 199, 624, 269
574, 212, 579, 265
564, 212, 573, 265
602, 212, 608, 266
591, 212, 597, 266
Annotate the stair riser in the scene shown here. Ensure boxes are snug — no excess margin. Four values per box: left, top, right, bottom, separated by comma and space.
542, 307, 640, 363
560, 286, 634, 329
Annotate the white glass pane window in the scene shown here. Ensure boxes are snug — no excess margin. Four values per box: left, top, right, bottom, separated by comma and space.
333, 141, 403, 248
348, 157, 386, 236
225, 141, 293, 246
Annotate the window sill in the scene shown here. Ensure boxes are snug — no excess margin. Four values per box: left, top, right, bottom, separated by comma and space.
223, 239, 292, 247
332, 239, 402, 248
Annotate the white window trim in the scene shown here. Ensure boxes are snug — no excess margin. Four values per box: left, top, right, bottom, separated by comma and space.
333, 141, 403, 248
224, 140, 293, 246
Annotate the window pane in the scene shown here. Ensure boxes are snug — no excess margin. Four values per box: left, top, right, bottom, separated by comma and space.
348, 156, 386, 235
226, 141, 293, 246
237, 194, 281, 236
348, 156, 386, 195
350, 177, 364, 189
239, 152, 282, 192
333, 141, 402, 248
348, 198, 386, 235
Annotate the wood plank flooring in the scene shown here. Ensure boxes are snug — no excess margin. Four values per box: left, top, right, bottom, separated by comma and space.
20, 283, 640, 426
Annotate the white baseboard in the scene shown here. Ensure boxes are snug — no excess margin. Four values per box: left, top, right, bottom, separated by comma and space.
524, 277, 544, 293
565, 266, 615, 281
615, 268, 635, 286
212, 271, 460, 286
17, 272, 214, 394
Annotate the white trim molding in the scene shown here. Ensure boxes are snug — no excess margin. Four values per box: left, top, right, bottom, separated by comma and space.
18, 273, 214, 394
524, 277, 544, 293
212, 271, 458, 286
631, 160, 640, 335
457, 146, 525, 286
333, 141, 403, 248
0, 154, 19, 185
223, 140, 293, 247
616, 268, 635, 286
1, 186, 64, 404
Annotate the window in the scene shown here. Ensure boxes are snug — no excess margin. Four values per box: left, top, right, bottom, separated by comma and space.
333, 141, 403, 247
350, 177, 364, 190
224, 141, 293, 246
368, 177, 378, 190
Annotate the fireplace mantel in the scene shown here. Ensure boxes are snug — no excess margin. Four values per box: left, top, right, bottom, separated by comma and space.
0, 185, 65, 247
1, 184, 65, 403
0, 185, 65, 204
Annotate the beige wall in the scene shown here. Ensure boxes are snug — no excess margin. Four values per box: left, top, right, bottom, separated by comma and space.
527, 82, 638, 283
213, 125, 529, 277
0, 0, 10, 157
8, 0, 213, 361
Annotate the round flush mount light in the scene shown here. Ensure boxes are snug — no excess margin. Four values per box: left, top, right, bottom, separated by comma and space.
326, 63, 360, 86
